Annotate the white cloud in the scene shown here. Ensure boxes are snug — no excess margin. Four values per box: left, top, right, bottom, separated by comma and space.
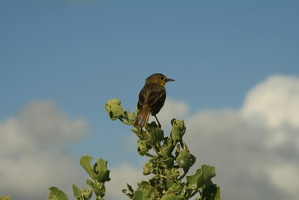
184, 75, 299, 200
241, 75, 299, 128
159, 98, 189, 121
266, 163, 299, 198
0, 101, 88, 200
106, 164, 145, 199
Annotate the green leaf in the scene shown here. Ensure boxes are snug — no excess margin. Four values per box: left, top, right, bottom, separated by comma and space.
86, 179, 106, 197
143, 161, 153, 175
160, 138, 175, 158
104, 99, 125, 120
166, 168, 180, 180
137, 181, 151, 190
81, 188, 93, 199
215, 186, 221, 200
72, 185, 93, 200
86, 179, 95, 188
186, 165, 216, 190
48, 187, 68, 200
122, 183, 135, 198
0, 196, 11, 200
201, 184, 221, 200
125, 183, 134, 193
133, 181, 151, 199
171, 119, 186, 144
95, 158, 111, 183
72, 184, 82, 198
146, 126, 164, 145
176, 144, 196, 174
162, 157, 175, 169
132, 190, 150, 200
80, 155, 96, 180
137, 139, 151, 156
145, 121, 159, 131
176, 148, 191, 169
161, 194, 185, 200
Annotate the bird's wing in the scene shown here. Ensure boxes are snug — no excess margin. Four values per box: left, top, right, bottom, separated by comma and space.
137, 89, 145, 110
145, 88, 166, 107
138, 83, 165, 108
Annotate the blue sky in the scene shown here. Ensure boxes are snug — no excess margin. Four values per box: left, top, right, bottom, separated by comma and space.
1, 1, 299, 200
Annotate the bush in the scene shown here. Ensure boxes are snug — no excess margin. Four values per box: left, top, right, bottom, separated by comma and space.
47, 99, 221, 200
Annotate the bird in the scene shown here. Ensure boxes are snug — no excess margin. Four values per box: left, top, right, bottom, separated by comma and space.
134, 73, 174, 129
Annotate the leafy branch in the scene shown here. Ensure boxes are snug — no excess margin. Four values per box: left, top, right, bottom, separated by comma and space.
47, 98, 221, 200
48, 156, 110, 200
104, 98, 221, 200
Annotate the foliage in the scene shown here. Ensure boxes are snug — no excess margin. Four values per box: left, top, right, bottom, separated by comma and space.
48, 187, 68, 200
48, 98, 221, 200
104, 98, 221, 200
48, 156, 110, 200
0, 196, 11, 200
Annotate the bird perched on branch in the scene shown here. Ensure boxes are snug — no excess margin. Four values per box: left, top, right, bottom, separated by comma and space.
134, 73, 174, 129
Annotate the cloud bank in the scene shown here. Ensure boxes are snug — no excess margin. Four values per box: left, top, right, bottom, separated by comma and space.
0, 101, 88, 200
186, 75, 299, 200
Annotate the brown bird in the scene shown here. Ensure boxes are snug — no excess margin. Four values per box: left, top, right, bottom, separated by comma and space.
134, 73, 174, 129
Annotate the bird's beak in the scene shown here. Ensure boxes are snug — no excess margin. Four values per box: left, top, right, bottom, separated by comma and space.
167, 78, 175, 82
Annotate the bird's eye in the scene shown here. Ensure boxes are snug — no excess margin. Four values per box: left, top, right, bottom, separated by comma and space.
161, 77, 165, 80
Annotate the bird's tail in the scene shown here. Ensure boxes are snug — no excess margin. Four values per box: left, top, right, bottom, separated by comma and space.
134, 106, 151, 128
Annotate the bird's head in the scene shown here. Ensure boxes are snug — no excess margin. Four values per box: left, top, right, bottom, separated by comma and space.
145, 73, 175, 86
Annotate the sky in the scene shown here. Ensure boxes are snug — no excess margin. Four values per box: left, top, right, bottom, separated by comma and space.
1, 0, 299, 199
